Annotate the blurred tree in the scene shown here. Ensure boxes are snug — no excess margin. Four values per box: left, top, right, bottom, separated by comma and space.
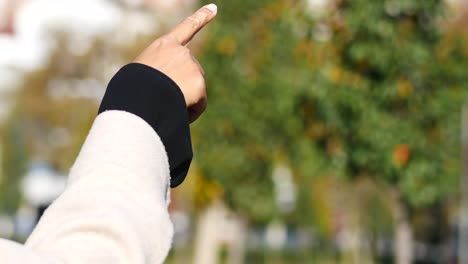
10, 15, 160, 172
0, 112, 28, 214
195, 0, 467, 263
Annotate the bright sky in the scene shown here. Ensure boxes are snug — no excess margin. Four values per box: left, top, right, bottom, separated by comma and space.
1, 0, 122, 70
0, 0, 164, 96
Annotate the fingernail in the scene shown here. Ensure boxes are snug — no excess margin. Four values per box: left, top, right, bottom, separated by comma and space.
206, 3, 217, 14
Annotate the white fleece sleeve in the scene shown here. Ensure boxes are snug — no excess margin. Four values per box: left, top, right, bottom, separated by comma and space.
0, 110, 174, 264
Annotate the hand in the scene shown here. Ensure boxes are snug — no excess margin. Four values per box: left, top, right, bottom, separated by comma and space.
134, 4, 218, 123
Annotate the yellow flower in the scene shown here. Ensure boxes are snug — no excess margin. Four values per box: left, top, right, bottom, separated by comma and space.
397, 79, 413, 98
217, 36, 237, 56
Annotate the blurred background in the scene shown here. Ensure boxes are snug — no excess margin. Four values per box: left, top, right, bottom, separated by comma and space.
0, 0, 467, 263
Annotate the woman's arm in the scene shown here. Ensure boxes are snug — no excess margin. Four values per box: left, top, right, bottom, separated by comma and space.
25, 108, 175, 264
0, 4, 217, 263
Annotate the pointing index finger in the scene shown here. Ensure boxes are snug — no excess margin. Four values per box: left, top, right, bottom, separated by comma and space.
169, 4, 218, 46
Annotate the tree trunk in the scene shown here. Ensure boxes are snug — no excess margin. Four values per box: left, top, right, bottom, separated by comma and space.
193, 201, 247, 264
226, 217, 247, 264
193, 202, 224, 264
393, 195, 413, 264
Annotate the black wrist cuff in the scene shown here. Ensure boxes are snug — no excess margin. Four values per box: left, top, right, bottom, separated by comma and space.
98, 63, 192, 188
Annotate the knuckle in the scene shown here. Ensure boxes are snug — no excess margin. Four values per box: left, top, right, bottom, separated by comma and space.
158, 35, 170, 44
196, 10, 209, 21
185, 16, 201, 29
158, 35, 175, 46
160, 34, 177, 45
150, 39, 163, 48
191, 64, 203, 75
187, 10, 208, 26
196, 75, 206, 89
192, 68, 202, 78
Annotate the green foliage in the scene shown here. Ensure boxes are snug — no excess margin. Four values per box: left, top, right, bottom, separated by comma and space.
0, 113, 28, 213
195, 0, 467, 223
310, 0, 466, 207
